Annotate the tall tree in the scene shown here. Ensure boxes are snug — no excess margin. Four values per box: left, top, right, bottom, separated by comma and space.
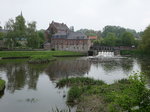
102, 25, 126, 38
13, 13, 26, 41
37, 30, 45, 47
141, 25, 150, 54
26, 21, 40, 48
4, 19, 16, 48
121, 32, 135, 46
103, 32, 117, 46
0, 32, 5, 40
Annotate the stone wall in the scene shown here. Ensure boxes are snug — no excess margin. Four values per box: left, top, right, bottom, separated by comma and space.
51, 39, 91, 52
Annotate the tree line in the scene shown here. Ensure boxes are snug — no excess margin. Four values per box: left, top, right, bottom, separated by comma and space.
0, 13, 45, 49
0, 13, 150, 54
77, 26, 142, 47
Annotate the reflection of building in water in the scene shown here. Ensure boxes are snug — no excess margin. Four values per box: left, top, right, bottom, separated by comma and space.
45, 60, 91, 80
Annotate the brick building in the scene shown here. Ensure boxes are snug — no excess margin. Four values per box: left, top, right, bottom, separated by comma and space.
45, 21, 92, 52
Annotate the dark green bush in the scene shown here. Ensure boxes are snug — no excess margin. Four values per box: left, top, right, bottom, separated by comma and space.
0, 79, 5, 91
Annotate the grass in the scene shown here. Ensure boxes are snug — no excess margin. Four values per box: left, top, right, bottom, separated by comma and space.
120, 49, 150, 56
0, 51, 85, 58
0, 51, 85, 64
56, 74, 150, 112
0, 79, 5, 91
28, 55, 56, 64
56, 77, 105, 88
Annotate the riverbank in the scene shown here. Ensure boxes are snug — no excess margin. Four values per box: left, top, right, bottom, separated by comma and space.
0, 51, 86, 58
0, 51, 86, 63
120, 49, 150, 56
0, 79, 5, 92
57, 74, 150, 112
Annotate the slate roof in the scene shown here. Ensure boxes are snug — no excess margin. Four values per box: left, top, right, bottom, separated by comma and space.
67, 31, 87, 39
52, 21, 69, 31
50, 21, 88, 40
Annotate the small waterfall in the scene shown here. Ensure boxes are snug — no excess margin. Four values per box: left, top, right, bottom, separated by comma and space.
96, 51, 114, 57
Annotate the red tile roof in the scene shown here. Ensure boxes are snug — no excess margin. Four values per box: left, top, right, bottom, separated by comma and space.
88, 36, 97, 39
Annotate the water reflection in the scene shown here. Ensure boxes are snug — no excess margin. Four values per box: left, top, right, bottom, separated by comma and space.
89, 58, 134, 74
45, 60, 91, 80
0, 90, 4, 99
136, 57, 150, 85
0, 59, 91, 93
0, 58, 141, 93
0, 57, 150, 112
0, 60, 48, 93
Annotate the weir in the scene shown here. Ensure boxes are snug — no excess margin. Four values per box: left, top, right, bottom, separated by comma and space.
96, 51, 114, 57
88, 46, 120, 56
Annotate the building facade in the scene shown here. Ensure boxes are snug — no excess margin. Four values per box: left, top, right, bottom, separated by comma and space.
45, 21, 92, 52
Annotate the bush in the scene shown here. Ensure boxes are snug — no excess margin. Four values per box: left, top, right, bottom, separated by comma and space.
56, 77, 106, 88
67, 86, 83, 103
110, 73, 150, 111
0, 79, 5, 91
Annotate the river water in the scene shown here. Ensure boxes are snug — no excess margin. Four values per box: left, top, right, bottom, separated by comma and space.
0, 55, 150, 112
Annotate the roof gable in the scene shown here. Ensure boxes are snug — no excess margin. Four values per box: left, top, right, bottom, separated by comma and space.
51, 21, 69, 31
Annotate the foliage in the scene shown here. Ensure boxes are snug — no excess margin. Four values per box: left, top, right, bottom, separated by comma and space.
103, 32, 117, 46
56, 77, 106, 88
37, 30, 45, 48
77, 29, 101, 38
109, 73, 150, 111
26, 21, 41, 48
0, 32, 5, 40
28, 55, 54, 64
67, 86, 83, 103
57, 73, 150, 112
120, 50, 144, 55
140, 25, 150, 54
4, 13, 45, 49
102, 25, 126, 38
121, 32, 135, 46
0, 79, 5, 91
95, 25, 140, 47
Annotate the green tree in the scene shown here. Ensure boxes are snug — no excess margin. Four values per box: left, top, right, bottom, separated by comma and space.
121, 32, 135, 46
141, 25, 150, 54
4, 13, 42, 49
0, 32, 5, 40
103, 32, 117, 46
102, 26, 126, 38
26, 21, 40, 48
37, 30, 45, 48
4, 19, 16, 49
13, 13, 26, 40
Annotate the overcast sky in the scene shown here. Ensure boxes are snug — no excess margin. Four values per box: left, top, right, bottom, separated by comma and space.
0, 0, 150, 32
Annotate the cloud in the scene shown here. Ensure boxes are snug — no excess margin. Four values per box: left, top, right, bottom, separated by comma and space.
0, 0, 150, 31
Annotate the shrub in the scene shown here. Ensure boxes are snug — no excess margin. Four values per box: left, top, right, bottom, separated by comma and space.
110, 73, 150, 111
67, 86, 83, 103
56, 77, 106, 88
0, 79, 5, 91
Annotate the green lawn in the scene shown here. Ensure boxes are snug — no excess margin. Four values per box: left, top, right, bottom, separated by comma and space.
0, 51, 85, 58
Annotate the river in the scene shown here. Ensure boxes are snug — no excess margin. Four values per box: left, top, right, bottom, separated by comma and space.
0, 56, 150, 112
